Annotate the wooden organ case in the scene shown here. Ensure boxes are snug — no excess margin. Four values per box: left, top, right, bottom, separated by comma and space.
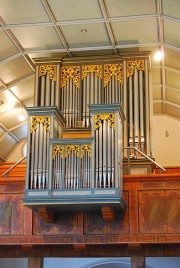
23, 54, 152, 222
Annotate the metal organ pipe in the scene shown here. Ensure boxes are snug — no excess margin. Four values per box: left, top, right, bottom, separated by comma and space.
35, 66, 39, 106
50, 80, 55, 106
45, 73, 50, 106
55, 65, 60, 108
128, 75, 133, 151
30, 131, 35, 189
42, 127, 47, 189
40, 76, 45, 106
33, 125, 39, 189
38, 123, 43, 189
134, 68, 139, 155
145, 59, 151, 156
139, 70, 145, 153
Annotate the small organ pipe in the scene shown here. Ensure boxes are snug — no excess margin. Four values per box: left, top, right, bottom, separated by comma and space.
33, 126, 39, 189
38, 123, 43, 188
69, 79, 72, 127
42, 127, 47, 188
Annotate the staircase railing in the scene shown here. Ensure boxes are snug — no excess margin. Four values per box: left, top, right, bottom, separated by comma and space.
2, 156, 26, 178
123, 146, 166, 174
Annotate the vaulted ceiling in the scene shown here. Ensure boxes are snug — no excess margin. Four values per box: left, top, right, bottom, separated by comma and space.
0, 0, 179, 161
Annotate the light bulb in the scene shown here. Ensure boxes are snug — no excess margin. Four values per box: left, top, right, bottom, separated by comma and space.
154, 50, 164, 61
19, 114, 26, 121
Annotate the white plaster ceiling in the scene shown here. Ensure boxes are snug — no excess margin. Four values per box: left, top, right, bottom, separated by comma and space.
0, 0, 179, 161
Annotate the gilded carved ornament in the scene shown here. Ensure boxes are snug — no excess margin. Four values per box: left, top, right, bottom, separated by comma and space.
81, 145, 92, 158
127, 60, 144, 78
39, 65, 56, 81
82, 65, 102, 79
31, 116, 50, 132
104, 64, 123, 87
61, 66, 80, 88
95, 113, 115, 130
53, 145, 64, 159
65, 145, 80, 157
53, 144, 92, 158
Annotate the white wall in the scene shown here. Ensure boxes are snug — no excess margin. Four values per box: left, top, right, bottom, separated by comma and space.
152, 115, 180, 167
6, 139, 27, 162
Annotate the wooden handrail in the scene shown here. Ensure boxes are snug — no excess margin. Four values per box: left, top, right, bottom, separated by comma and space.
2, 156, 26, 178
123, 146, 166, 173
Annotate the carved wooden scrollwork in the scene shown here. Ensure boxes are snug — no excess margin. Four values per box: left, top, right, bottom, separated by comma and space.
127, 60, 144, 78
39, 65, 56, 81
95, 113, 115, 130
31, 116, 50, 132
82, 65, 102, 79
61, 66, 80, 88
104, 64, 123, 87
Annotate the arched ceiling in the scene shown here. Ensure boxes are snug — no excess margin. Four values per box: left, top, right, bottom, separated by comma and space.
0, 0, 179, 161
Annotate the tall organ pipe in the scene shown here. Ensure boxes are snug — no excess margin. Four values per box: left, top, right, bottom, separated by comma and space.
50, 80, 55, 106
30, 131, 35, 189
55, 65, 60, 108
139, 70, 145, 152
42, 128, 47, 189
129, 75, 133, 151
40, 76, 45, 106
134, 68, 139, 155
45, 73, 50, 106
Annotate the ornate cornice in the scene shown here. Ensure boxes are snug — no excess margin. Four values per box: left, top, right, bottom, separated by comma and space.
39, 65, 56, 81
31, 116, 50, 132
127, 60, 144, 78
61, 66, 80, 88
104, 64, 123, 87
95, 113, 115, 130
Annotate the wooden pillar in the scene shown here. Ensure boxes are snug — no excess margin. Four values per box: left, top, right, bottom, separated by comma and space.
131, 256, 145, 268
28, 257, 43, 268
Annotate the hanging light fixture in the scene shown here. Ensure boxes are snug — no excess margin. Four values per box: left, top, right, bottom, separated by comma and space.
153, 50, 164, 61
19, 105, 26, 121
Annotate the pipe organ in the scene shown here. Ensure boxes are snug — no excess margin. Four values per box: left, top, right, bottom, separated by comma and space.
23, 54, 152, 220
35, 55, 152, 157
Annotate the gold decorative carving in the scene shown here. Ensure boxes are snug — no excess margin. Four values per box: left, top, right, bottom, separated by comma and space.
31, 116, 50, 132
61, 66, 80, 88
104, 64, 123, 87
82, 65, 102, 79
53, 145, 64, 159
127, 60, 144, 78
39, 65, 56, 81
95, 113, 115, 130
65, 145, 80, 157
81, 145, 92, 158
